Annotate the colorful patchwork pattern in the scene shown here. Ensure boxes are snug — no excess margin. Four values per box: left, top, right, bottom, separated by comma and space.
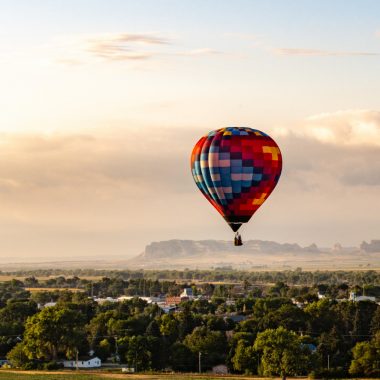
191, 127, 282, 231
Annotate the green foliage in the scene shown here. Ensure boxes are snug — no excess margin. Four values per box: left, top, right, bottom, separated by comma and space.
254, 326, 313, 379
0, 270, 379, 376
349, 332, 380, 377
42, 361, 63, 370
6, 342, 31, 368
125, 335, 152, 371
169, 342, 196, 371
23, 306, 86, 361
183, 326, 227, 369
231, 339, 257, 374
96, 339, 111, 361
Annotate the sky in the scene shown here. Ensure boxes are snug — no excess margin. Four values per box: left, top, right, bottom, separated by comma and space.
0, 0, 379, 261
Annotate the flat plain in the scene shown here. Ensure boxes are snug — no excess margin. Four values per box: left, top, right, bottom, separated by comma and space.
0, 371, 271, 379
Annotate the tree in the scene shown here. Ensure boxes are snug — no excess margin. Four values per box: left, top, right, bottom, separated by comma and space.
304, 299, 336, 335
370, 306, 380, 334
23, 306, 86, 361
349, 332, 380, 377
6, 342, 31, 368
268, 282, 289, 297
183, 326, 227, 370
254, 327, 312, 380
126, 336, 152, 371
231, 339, 257, 374
96, 339, 111, 361
159, 314, 178, 341
259, 304, 307, 332
169, 342, 196, 372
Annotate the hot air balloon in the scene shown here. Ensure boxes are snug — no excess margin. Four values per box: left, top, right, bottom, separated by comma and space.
190, 127, 282, 245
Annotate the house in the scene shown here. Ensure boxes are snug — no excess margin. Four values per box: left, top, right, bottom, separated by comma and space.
349, 292, 376, 303
158, 304, 177, 314
224, 314, 247, 323
291, 298, 304, 308
38, 302, 57, 309
180, 288, 193, 298
61, 356, 101, 368
317, 292, 326, 299
117, 295, 163, 304
165, 296, 183, 305
94, 297, 118, 304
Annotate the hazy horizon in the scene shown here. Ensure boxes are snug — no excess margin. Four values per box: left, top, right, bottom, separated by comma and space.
0, 0, 379, 261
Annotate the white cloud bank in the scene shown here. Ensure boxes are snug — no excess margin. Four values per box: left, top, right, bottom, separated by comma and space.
275, 110, 380, 146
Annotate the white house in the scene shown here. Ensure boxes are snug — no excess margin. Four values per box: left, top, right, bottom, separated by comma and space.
61, 356, 101, 368
117, 296, 162, 304
94, 297, 118, 304
317, 292, 326, 299
349, 292, 376, 303
180, 288, 194, 299
38, 302, 57, 310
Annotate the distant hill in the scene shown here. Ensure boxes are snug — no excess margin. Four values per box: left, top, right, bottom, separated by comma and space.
127, 239, 380, 270
2, 239, 379, 271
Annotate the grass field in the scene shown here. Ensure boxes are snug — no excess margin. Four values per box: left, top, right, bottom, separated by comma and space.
0, 370, 270, 380
25, 287, 85, 293
0, 276, 104, 282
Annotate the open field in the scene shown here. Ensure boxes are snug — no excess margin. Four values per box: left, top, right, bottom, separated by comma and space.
25, 287, 85, 293
0, 276, 104, 282
0, 370, 277, 380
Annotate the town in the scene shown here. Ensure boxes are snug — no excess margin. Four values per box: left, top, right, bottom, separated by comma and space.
0, 269, 379, 377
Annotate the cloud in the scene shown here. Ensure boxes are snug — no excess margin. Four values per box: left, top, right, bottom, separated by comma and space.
271, 48, 379, 57
275, 110, 380, 146
0, 128, 199, 195
272, 110, 380, 191
85, 33, 170, 61
51, 33, 227, 64
33, 32, 173, 65
1, 123, 379, 259
177, 48, 222, 56
280, 134, 380, 188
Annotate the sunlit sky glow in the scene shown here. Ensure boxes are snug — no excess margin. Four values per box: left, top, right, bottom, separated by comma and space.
0, 0, 379, 261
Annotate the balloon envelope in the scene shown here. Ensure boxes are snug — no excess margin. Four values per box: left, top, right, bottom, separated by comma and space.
191, 127, 282, 231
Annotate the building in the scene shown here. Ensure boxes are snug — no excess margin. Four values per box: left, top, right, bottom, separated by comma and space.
117, 296, 163, 304
180, 288, 193, 298
61, 356, 101, 369
224, 314, 247, 323
291, 298, 305, 308
349, 292, 376, 303
37, 302, 57, 310
93, 297, 118, 304
317, 292, 326, 299
212, 364, 228, 374
158, 304, 177, 314
165, 296, 182, 305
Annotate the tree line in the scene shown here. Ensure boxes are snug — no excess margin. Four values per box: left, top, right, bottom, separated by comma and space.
2, 268, 380, 287
0, 275, 379, 377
